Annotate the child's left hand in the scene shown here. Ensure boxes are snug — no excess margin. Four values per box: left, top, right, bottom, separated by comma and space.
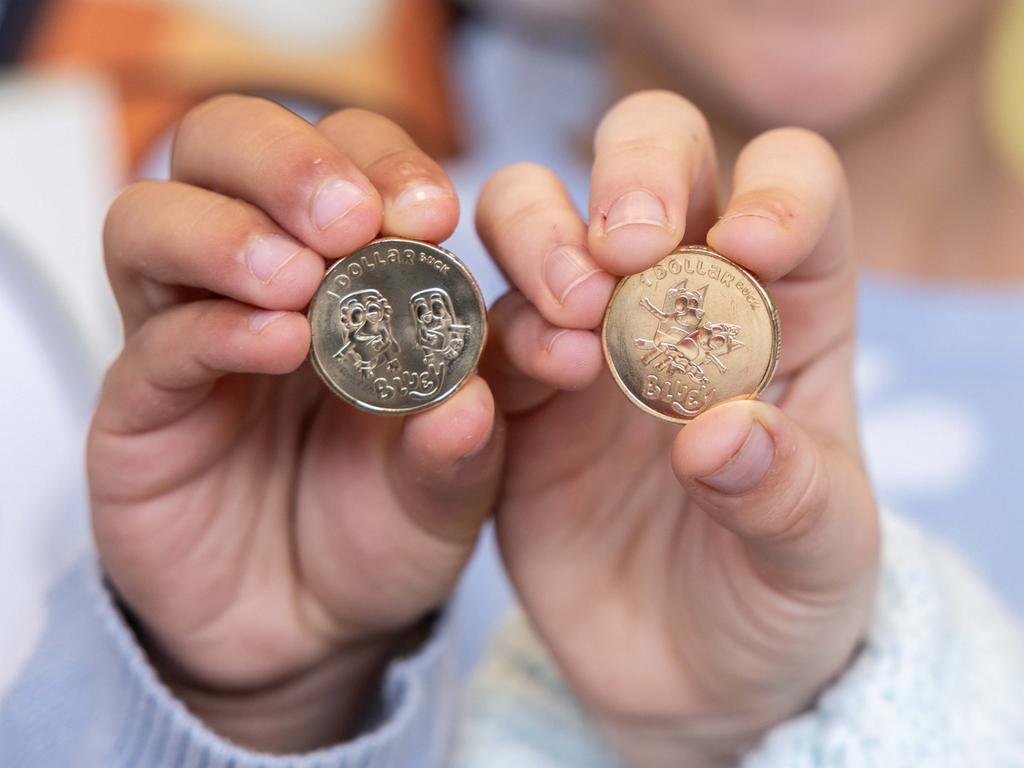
476, 90, 879, 767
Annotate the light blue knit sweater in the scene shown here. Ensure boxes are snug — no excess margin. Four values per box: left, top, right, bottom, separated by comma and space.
453, 515, 1024, 767
2, 513, 1023, 766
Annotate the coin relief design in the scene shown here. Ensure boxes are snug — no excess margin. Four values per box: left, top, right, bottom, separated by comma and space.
603, 245, 780, 424
309, 238, 486, 415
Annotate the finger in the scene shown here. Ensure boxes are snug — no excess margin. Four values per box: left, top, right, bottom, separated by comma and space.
588, 90, 719, 275
482, 291, 603, 414
706, 127, 851, 282
392, 376, 504, 542
705, 128, 855, 383
672, 398, 878, 597
172, 94, 382, 258
317, 109, 460, 243
477, 163, 617, 330
104, 181, 326, 333
93, 300, 310, 437
293, 378, 504, 633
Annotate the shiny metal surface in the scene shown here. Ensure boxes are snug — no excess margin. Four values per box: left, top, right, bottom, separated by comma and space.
309, 238, 486, 415
602, 245, 780, 424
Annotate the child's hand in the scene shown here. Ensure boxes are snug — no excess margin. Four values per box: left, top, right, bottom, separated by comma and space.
88, 96, 502, 752
477, 91, 878, 767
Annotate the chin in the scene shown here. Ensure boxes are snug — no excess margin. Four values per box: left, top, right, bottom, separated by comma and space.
702, 49, 904, 138
622, 0, 997, 139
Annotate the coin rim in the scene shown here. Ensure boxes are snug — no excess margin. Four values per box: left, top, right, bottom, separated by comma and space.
601, 244, 781, 425
308, 237, 488, 416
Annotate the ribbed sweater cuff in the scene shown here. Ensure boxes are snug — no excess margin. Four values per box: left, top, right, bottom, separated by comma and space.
89, 558, 456, 768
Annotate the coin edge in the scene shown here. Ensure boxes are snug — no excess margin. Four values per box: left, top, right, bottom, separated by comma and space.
308, 237, 489, 416
600, 244, 781, 425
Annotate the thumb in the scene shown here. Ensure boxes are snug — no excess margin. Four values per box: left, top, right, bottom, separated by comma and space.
672, 399, 878, 597
389, 375, 505, 543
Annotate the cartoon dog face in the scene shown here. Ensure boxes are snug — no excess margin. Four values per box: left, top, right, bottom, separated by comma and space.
666, 280, 707, 328
700, 322, 742, 355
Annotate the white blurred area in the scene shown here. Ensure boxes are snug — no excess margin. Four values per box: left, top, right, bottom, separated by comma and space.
0, 72, 119, 694
158, 0, 389, 51
0, 74, 120, 373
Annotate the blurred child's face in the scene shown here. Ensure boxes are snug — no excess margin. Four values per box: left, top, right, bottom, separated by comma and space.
613, 0, 999, 135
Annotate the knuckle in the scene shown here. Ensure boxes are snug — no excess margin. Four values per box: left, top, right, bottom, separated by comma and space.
366, 146, 440, 185
613, 89, 699, 117
249, 127, 316, 179
194, 197, 267, 268
198, 92, 253, 114
596, 138, 686, 166
598, 90, 709, 146
181, 300, 222, 342
648, 90, 709, 130
478, 163, 565, 226
174, 93, 251, 150
503, 196, 567, 233
771, 125, 835, 154
245, 132, 351, 212
318, 106, 395, 135
753, 127, 843, 174
490, 290, 531, 336
131, 308, 165, 354
103, 181, 153, 249
488, 162, 561, 193
765, 448, 830, 542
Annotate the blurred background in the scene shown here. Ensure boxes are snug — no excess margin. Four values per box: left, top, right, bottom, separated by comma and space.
0, 0, 608, 391
1, 0, 1023, 697
2, 0, 1022, 378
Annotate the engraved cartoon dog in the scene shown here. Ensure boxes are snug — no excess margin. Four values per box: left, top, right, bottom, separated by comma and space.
410, 288, 470, 364
634, 280, 743, 384
334, 289, 401, 378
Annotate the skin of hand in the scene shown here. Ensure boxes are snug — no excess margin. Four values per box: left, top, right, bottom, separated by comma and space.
476, 90, 880, 768
87, 96, 504, 753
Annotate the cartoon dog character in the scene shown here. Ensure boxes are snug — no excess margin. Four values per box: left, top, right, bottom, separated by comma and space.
333, 289, 401, 378
409, 288, 470, 364
634, 280, 743, 383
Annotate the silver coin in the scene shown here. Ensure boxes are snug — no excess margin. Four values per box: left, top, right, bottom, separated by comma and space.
308, 238, 486, 415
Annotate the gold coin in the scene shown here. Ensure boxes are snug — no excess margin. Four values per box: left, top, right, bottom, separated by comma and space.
308, 237, 486, 415
602, 245, 780, 424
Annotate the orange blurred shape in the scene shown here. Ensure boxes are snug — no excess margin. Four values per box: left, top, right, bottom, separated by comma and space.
25, 0, 459, 174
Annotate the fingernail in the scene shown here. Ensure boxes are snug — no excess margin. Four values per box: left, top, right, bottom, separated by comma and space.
249, 310, 286, 334
699, 420, 774, 494
393, 183, 452, 211
716, 209, 781, 227
543, 328, 569, 353
544, 245, 601, 305
246, 234, 303, 284
312, 178, 366, 230
604, 190, 668, 235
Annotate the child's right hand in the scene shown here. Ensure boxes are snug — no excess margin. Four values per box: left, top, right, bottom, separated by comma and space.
87, 95, 503, 753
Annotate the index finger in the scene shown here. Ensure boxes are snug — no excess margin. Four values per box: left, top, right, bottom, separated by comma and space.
588, 90, 720, 275
172, 94, 383, 259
